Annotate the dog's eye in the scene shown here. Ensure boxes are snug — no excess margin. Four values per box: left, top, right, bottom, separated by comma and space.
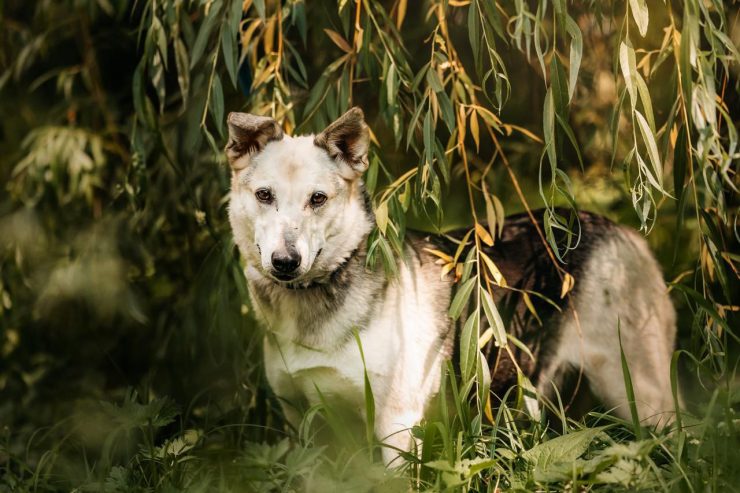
310, 192, 328, 207
255, 188, 273, 203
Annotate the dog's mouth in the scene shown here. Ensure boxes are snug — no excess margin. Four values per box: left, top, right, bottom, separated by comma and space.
271, 272, 299, 282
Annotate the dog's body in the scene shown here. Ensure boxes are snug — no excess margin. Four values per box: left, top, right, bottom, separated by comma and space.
226, 108, 677, 464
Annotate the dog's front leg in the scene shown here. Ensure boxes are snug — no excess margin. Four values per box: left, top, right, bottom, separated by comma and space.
375, 405, 424, 466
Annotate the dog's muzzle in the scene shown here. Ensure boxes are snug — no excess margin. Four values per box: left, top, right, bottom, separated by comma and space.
271, 250, 301, 280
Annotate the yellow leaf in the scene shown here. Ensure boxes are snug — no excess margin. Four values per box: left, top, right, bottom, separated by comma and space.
479, 327, 494, 349
423, 248, 454, 264
482, 183, 505, 241
480, 251, 506, 286
560, 272, 575, 298
470, 110, 480, 151
492, 194, 505, 237
469, 104, 502, 127
522, 292, 542, 326
484, 196, 497, 244
440, 262, 456, 280
475, 222, 494, 247
375, 201, 388, 235
396, 0, 408, 29
457, 104, 466, 142
669, 124, 678, 148
507, 124, 543, 144
323, 28, 352, 53
484, 395, 495, 424
264, 17, 275, 54
368, 126, 380, 146
453, 228, 474, 264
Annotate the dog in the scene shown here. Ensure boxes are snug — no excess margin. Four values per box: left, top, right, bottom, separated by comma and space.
225, 107, 677, 465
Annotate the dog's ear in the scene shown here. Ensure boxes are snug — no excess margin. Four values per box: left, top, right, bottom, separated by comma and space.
225, 112, 284, 170
314, 107, 369, 178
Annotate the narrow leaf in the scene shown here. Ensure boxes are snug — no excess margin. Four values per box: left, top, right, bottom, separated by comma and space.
449, 277, 477, 321
565, 16, 582, 103
628, 0, 649, 37
481, 288, 507, 347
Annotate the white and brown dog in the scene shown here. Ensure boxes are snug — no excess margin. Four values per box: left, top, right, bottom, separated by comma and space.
225, 107, 677, 464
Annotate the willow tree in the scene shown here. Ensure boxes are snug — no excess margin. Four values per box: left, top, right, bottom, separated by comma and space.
0, 0, 738, 491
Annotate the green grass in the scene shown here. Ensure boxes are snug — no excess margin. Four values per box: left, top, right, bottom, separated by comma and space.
2, 352, 739, 492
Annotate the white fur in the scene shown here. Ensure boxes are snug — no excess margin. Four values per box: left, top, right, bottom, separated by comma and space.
228, 132, 450, 464
535, 227, 677, 425
229, 135, 368, 283
258, 247, 449, 465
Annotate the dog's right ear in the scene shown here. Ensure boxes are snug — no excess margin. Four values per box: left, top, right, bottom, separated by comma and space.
225, 112, 284, 170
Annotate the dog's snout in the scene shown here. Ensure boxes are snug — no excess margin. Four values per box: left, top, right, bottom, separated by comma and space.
271, 251, 301, 275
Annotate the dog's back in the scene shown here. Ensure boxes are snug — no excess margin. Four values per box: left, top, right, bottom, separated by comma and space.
419, 209, 676, 423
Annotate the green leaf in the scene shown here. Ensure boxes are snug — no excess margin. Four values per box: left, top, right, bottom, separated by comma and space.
634, 72, 655, 133
449, 276, 476, 321
151, 17, 168, 68
302, 73, 330, 121
619, 42, 637, 108
565, 15, 582, 103
618, 322, 642, 439
523, 426, 607, 468
543, 89, 556, 169
209, 73, 224, 137
253, 0, 266, 20
467, 1, 481, 67
671, 283, 732, 335
150, 51, 166, 113
480, 288, 506, 347
423, 110, 433, 167
555, 112, 584, 171
678, 14, 693, 109
174, 38, 190, 109
459, 309, 479, 381
352, 330, 376, 452
221, 27, 237, 87
437, 91, 456, 133
377, 235, 397, 276
673, 124, 688, 197
549, 54, 569, 115
385, 63, 396, 107
628, 0, 649, 37
426, 69, 443, 94
634, 110, 664, 191
133, 60, 155, 128
190, 6, 218, 69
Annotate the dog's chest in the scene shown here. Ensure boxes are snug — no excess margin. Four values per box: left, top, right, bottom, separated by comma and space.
262, 317, 399, 410
252, 254, 452, 415
264, 340, 357, 409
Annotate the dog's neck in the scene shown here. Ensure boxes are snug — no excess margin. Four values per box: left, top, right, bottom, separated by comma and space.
246, 234, 384, 346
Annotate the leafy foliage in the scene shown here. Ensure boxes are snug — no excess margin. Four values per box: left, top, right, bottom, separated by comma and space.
0, 0, 738, 491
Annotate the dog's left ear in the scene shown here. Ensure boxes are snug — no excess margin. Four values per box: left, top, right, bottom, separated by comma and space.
225, 112, 284, 170
314, 107, 369, 179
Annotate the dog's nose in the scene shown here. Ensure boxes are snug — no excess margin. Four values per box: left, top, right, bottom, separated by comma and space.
271, 251, 301, 274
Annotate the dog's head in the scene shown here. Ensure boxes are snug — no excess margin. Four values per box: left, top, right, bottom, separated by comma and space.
226, 107, 373, 286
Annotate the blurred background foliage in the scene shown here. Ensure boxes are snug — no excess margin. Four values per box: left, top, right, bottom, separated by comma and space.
0, 0, 738, 491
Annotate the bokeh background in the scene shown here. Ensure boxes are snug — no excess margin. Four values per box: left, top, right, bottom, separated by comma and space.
1, 0, 738, 491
